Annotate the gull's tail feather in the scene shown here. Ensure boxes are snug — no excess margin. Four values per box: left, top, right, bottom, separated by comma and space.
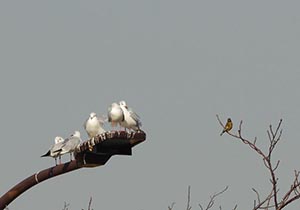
41, 150, 51, 157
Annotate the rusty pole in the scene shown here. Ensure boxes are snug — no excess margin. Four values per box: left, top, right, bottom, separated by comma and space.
0, 161, 82, 210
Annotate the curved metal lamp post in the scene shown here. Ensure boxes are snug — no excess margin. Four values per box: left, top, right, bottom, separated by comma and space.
0, 131, 146, 210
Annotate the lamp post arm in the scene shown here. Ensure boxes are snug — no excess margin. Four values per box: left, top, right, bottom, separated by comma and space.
0, 160, 82, 210
0, 130, 146, 210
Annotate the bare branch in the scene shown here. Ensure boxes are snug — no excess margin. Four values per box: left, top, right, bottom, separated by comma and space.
198, 186, 228, 210
254, 137, 257, 145
216, 115, 266, 159
273, 160, 280, 172
274, 119, 283, 138
216, 116, 299, 210
267, 130, 272, 143
252, 188, 261, 205
168, 202, 175, 210
252, 187, 276, 210
198, 204, 203, 210
277, 171, 300, 209
88, 197, 93, 210
62, 202, 70, 210
187, 186, 192, 210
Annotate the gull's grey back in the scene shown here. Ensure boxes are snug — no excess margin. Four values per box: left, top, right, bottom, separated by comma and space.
128, 108, 142, 127
51, 142, 65, 154
60, 136, 81, 155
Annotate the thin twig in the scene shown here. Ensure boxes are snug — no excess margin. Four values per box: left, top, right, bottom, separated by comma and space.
168, 202, 175, 210
198, 186, 228, 210
62, 202, 70, 210
277, 171, 300, 209
253, 187, 276, 210
88, 197, 93, 210
187, 186, 192, 210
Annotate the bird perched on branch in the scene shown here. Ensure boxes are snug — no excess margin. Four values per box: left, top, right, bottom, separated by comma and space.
220, 118, 232, 136
107, 102, 124, 130
119, 100, 142, 131
41, 136, 65, 165
84, 112, 106, 139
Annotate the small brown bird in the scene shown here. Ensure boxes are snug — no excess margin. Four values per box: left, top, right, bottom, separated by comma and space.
220, 118, 233, 136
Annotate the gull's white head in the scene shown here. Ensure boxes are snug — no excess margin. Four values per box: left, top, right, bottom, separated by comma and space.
111, 102, 119, 107
119, 101, 128, 108
73, 131, 81, 138
54, 136, 64, 144
89, 112, 97, 119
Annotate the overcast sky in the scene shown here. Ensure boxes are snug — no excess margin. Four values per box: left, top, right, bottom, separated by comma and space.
1, 1, 300, 210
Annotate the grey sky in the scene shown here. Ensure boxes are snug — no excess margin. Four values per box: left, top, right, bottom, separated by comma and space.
1, 1, 300, 209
